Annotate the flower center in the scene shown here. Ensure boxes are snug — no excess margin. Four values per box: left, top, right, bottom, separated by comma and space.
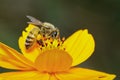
24, 31, 72, 73
37, 37, 65, 52
35, 49, 72, 73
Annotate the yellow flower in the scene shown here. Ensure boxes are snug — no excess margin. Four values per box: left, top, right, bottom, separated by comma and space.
0, 24, 116, 80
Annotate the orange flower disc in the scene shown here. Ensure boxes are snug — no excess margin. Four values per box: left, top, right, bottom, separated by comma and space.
35, 49, 72, 73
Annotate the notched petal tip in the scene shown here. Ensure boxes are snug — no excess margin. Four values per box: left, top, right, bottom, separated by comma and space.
18, 24, 36, 51
63, 29, 95, 66
56, 68, 116, 80
18, 24, 41, 62
98, 74, 116, 80
25, 24, 36, 32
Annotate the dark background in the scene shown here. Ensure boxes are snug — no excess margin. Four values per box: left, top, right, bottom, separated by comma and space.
0, 0, 120, 80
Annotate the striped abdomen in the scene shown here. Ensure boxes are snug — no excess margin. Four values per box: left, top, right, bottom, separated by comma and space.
25, 27, 40, 49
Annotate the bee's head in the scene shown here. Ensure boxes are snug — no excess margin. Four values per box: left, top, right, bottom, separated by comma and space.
49, 30, 60, 39
43, 22, 59, 39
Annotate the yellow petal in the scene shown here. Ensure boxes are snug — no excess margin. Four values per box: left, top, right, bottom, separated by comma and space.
0, 71, 49, 80
49, 75, 59, 80
18, 24, 41, 62
35, 49, 72, 73
0, 42, 35, 70
63, 29, 95, 66
56, 68, 116, 80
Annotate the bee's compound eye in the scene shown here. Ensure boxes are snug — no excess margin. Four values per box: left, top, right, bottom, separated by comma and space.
50, 31, 58, 38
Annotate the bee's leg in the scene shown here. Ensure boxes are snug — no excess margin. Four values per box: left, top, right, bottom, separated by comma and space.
37, 39, 44, 47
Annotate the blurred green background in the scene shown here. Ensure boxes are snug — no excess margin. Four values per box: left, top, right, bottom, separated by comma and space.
0, 0, 120, 79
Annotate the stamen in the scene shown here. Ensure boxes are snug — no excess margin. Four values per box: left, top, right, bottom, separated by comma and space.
36, 37, 66, 51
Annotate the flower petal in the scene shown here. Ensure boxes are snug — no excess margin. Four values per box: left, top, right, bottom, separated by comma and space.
56, 68, 116, 80
0, 71, 49, 80
49, 75, 59, 80
18, 24, 41, 62
0, 42, 35, 70
63, 29, 95, 66
35, 49, 72, 73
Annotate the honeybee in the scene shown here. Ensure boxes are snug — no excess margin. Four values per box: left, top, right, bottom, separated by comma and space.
25, 15, 60, 49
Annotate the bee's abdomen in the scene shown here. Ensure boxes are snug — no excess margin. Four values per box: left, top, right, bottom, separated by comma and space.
25, 33, 36, 49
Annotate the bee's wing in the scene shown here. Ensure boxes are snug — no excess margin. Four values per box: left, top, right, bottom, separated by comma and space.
26, 15, 43, 26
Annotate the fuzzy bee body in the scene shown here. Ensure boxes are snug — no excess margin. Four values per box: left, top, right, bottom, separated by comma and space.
25, 27, 41, 49
25, 16, 60, 49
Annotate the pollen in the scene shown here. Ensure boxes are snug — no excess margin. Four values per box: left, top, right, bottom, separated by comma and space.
38, 37, 65, 52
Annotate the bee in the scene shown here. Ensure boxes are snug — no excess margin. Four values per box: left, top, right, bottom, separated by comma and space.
25, 15, 60, 49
